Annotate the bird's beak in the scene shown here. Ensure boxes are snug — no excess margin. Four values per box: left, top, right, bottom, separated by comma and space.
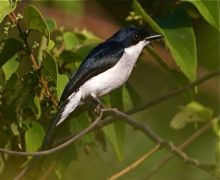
145, 32, 163, 41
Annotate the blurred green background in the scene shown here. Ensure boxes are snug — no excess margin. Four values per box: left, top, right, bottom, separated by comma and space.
0, 0, 219, 180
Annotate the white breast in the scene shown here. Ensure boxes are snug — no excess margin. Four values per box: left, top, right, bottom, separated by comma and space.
79, 40, 148, 99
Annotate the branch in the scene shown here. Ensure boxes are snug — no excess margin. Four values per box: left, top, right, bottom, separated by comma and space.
108, 144, 161, 180
0, 111, 103, 156
126, 69, 220, 114
145, 117, 219, 178
0, 70, 219, 156
104, 109, 220, 177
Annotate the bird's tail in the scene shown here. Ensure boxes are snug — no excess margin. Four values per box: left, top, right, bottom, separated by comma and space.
42, 90, 82, 149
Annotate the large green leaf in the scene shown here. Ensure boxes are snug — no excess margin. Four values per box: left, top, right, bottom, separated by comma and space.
0, 38, 23, 67
133, 0, 197, 81
183, 0, 219, 30
57, 73, 69, 100
42, 52, 58, 82
2, 54, 19, 80
24, 5, 50, 42
0, 0, 17, 23
25, 121, 45, 152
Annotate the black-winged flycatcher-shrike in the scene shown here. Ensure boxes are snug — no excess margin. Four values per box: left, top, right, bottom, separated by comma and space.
43, 26, 163, 147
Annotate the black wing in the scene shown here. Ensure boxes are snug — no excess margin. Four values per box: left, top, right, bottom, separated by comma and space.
60, 41, 124, 102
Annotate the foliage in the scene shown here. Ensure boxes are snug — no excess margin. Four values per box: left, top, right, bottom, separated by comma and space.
0, 0, 219, 179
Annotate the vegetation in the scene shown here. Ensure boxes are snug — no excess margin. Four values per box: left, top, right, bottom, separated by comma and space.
0, 0, 219, 179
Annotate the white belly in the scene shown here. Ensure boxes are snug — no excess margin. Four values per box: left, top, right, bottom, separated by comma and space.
80, 40, 147, 98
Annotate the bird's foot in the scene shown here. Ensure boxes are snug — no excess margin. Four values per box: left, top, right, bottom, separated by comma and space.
94, 103, 104, 116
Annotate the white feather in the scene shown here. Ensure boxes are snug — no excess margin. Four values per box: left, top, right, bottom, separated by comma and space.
57, 90, 82, 126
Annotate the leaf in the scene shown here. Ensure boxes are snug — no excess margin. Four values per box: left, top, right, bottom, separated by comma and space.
46, 18, 57, 33
2, 54, 19, 80
0, 38, 23, 67
63, 32, 79, 50
42, 52, 58, 82
10, 122, 19, 136
183, 0, 219, 30
0, 0, 17, 23
34, 95, 41, 119
60, 50, 82, 63
47, 40, 55, 51
133, 0, 197, 81
74, 44, 97, 59
170, 101, 214, 130
57, 73, 69, 100
25, 121, 45, 152
24, 5, 50, 42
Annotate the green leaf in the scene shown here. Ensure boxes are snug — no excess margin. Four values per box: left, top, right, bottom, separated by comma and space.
34, 95, 41, 120
0, 38, 23, 67
24, 5, 50, 42
42, 52, 58, 82
183, 0, 219, 30
46, 18, 57, 33
57, 73, 69, 100
0, 0, 17, 23
133, 0, 197, 81
10, 122, 19, 136
74, 44, 97, 59
63, 32, 79, 50
25, 121, 45, 152
170, 101, 214, 130
2, 54, 19, 80
47, 40, 55, 51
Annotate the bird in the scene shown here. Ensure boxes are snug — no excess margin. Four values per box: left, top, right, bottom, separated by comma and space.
42, 26, 163, 148
15, 26, 163, 179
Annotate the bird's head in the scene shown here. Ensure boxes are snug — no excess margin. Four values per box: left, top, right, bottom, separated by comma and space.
109, 26, 163, 48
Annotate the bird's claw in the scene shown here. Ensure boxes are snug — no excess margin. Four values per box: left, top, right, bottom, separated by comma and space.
94, 103, 104, 116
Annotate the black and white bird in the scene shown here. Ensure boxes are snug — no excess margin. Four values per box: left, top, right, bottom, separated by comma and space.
43, 26, 162, 147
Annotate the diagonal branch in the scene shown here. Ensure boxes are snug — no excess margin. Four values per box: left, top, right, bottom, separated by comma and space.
145, 117, 219, 179
126, 69, 220, 114
105, 109, 219, 177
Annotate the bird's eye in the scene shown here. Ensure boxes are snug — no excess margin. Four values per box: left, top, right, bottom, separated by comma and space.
133, 33, 140, 41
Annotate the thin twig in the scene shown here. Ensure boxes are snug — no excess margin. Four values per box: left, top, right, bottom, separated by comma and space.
145, 118, 217, 179
108, 144, 161, 180
109, 109, 219, 177
126, 69, 220, 114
